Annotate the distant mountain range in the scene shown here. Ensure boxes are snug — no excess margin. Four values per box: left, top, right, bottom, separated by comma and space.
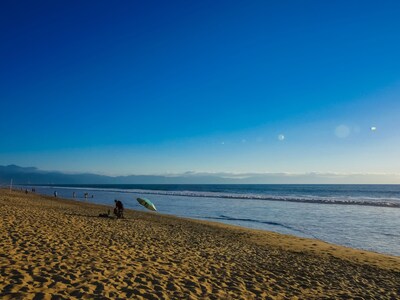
0, 164, 245, 185
1, 164, 399, 185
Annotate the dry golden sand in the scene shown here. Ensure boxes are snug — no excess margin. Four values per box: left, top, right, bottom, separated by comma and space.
0, 189, 399, 299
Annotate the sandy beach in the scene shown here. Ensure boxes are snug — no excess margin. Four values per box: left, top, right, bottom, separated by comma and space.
0, 189, 399, 299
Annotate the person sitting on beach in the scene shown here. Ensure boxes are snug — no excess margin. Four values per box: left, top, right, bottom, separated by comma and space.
114, 199, 124, 218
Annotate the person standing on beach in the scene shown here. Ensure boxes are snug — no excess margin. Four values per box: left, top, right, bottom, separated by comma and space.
54, 191, 57, 197
114, 199, 124, 218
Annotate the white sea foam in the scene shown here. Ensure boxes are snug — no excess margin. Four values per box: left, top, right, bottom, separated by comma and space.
36, 185, 400, 208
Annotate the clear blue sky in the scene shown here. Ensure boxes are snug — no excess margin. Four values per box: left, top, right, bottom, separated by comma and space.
1, 0, 400, 178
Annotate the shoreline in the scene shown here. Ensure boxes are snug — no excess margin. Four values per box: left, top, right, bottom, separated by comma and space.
1, 189, 399, 299
15, 185, 400, 257
15, 184, 400, 208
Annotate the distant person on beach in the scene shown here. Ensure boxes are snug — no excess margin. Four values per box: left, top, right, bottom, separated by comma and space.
114, 199, 124, 218
84, 192, 88, 200
73, 192, 76, 198
25, 189, 28, 194
54, 191, 57, 198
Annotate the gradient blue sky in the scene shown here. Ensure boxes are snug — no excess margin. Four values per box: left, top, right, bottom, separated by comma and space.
1, 1, 400, 178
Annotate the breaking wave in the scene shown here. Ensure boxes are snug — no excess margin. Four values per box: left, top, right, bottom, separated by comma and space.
47, 186, 400, 208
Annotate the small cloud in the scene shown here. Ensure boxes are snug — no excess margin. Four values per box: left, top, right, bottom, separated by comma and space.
370, 126, 377, 131
278, 134, 285, 141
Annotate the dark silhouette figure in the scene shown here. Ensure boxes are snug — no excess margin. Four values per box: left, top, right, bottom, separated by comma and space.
114, 200, 124, 218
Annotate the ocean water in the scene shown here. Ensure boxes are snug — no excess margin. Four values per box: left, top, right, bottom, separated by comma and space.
22, 184, 400, 256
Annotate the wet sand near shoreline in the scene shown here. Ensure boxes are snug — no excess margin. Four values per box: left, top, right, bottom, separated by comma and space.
0, 189, 399, 299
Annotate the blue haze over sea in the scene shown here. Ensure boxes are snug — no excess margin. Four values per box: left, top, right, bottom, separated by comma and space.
24, 184, 400, 256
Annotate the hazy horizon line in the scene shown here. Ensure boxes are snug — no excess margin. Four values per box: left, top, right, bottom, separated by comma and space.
3, 164, 400, 179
